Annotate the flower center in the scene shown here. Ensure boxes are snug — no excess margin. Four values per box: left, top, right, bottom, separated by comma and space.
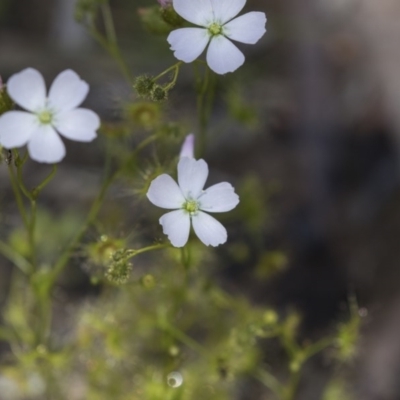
37, 110, 53, 125
183, 199, 199, 215
208, 22, 223, 36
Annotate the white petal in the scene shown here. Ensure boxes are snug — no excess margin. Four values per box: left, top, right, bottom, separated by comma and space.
0, 111, 37, 148
173, 0, 213, 26
224, 12, 267, 44
27, 125, 66, 163
210, 0, 245, 24
199, 182, 239, 212
192, 211, 227, 246
206, 36, 245, 74
160, 209, 191, 247
7, 68, 46, 112
179, 133, 195, 159
168, 28, 210, 63
55, 108, 99, 142
48, 69, 89, 112
178, 157, 208, 199
147, 174, 186, 209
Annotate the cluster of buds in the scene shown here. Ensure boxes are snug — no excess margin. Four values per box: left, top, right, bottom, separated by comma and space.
105, 248, 133, 285
133, 75, 169, 102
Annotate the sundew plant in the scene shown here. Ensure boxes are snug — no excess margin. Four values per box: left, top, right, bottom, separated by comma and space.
0, 1, 364, 399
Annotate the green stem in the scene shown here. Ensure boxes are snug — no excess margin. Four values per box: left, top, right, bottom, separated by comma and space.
134, 134, 157, 154
0, 240, 32, 274
125, 243, 170, 260
254, 368, 284, 399
51, 157, 113, 282
7, 164, 28, 228
153, 61, 182, 82
32, 165, 57, 199
160, 320, 208, 357
88, 22, 133, 85
284, 370, 301, 400
28, 199, 37, 269
196, 65, 211, 156
101, 1, 118, 46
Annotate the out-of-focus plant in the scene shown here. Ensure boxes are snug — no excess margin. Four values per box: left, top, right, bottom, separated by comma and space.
0, 0, 364, 399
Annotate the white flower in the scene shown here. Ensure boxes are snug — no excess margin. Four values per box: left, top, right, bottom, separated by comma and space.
179, 133, 195, 159
167, 0, 267, 75
0, 68, 100, 163
147, 157, 239, 247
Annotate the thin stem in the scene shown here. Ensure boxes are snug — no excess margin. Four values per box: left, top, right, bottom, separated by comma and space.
28, 199, 37, 269
16, 161, 33, 201
160, 320, 208, 357
284, 370, 301, 400
32, 165, 57, 199
51, 153, 113, 282
0, 240, 32, 274
7, 164, 28, 228
125, 243, 170, 260
100, 1, 118, 46
134, 134, 157, 154
196, 65, 211, 156
88, 25, 133, 85
254, 368, 284, 399
153, 62, 182, 82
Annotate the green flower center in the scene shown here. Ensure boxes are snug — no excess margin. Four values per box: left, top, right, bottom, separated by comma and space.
183, 199, 199, 215
208, 22, 223, 36
37, 110, 53, 125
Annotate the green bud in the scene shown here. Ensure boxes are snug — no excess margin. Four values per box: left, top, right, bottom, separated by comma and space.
105, 248, 133, 284
168, 345, 179, 357
141, 274, 156, 289
263, 310, 278, 326
86, 235, 126, 267
0, 85, 14, 116
138, 6, 172, 35
105, 259, 132, 285
125, 101, 161, 129
160, 5, 184, 28
151, 85, 168, 102
133, 75, 155, 99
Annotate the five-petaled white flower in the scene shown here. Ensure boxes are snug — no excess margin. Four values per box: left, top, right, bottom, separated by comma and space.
0, 68, 100, 163
167, 0, 267, 75
147, 157, 239, 247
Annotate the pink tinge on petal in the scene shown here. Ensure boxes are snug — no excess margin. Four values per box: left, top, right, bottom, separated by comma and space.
179, 133, 195, 159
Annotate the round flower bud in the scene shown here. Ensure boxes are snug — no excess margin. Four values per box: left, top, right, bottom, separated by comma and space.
151, 85, 168, 102
133, 75, 155, 98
